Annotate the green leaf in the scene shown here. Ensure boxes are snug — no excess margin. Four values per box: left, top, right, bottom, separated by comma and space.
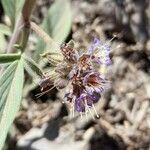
0, 24, 11, 36
0, 59, 24, 149
34, 0, 72, 61
23, 54, 43, 78
0, 61, 18, 109
0, 53, 21, 64
1, 0, 25, 26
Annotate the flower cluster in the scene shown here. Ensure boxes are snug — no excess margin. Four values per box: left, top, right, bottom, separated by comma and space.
38, 38, 111, 118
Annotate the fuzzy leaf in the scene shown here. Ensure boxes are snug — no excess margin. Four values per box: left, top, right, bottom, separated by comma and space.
34, 0, 72, 61
0, 59, 24, 149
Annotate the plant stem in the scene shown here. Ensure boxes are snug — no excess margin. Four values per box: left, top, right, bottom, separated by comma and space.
6, 17, 24, 53
0, 0, 36, 74
30, 22, 59, 50
6, 0, 37, 53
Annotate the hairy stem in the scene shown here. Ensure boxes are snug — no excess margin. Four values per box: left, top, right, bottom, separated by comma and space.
30, 22, 59, 49
0, 0, 36, 74
7, 0, 37, 53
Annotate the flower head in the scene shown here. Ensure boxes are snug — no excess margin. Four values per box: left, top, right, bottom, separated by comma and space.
39, 38, 111, 118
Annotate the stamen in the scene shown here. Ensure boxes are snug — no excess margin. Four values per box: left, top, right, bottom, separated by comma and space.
97, 34, 117, 51
69, 107, 73, 118
108, 34, 117, 43
87, 106, 95, 120
35, 86, 55, 98
71, 97, 75, 118
72, 98, 75, 117
80, 112, 83, 119
92, 104, 100, 118
84, 99, 95, 120
41, 87, 43, 91
83, 100, 89, 121
85, 110, 88, 121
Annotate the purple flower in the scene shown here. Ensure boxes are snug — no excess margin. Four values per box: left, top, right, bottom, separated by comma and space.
64, 70, 107, 114
75, 92, 101, 112
84, 72, 106, 92
38, 76, 52, 91
89, 91, 101, 103
88, 38, 111, 65
75, 94, 86, 112
95, 56, 112, 65
39, 38, 111, 117
60, 40, 78, 64
88, 38, 101, 53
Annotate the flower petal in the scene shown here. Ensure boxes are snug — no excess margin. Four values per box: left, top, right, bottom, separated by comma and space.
88, 38, 101, 53
75, 94, 86, 112
87, 91, 101, 104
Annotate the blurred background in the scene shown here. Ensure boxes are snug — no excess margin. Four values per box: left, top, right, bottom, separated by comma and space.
0, 0, 150, 150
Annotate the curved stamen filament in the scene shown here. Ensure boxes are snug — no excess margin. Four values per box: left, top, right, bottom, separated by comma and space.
80, 112, 83, 119
36, 86, 55, 98
92, 104, 100, 118
85, 99, 95, 120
